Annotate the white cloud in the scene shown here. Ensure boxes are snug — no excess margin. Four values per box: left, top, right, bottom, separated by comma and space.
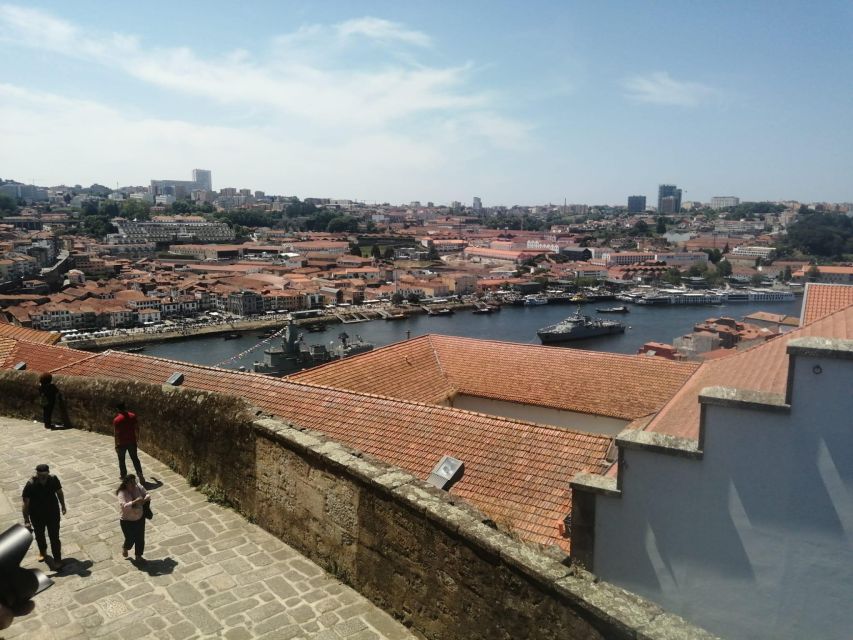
0, 5, 532, 200
623, 71, 716, 107
336, 17, 431, 47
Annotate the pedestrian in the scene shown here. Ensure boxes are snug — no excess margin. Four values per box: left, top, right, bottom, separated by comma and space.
38, 373, 59, 430
21, 464, 66, 568
113, 402, 145, 485
116, 474, 149, 564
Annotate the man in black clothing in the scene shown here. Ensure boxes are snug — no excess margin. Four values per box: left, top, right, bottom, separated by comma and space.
38, 373, 59, 430
21, 464, 67, 568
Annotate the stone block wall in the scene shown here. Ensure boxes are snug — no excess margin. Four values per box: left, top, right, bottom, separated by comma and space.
0, 371, 714, 640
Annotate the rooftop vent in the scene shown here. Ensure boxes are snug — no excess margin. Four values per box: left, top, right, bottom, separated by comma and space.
13, 362, 26, 370
165, 372, 184, 386
427, 455, 464, 491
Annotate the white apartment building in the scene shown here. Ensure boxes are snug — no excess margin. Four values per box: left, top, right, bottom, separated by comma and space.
710, 196, 740, 209
731, 245, 776, 259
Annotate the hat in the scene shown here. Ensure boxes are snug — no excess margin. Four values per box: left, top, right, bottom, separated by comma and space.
35, 464, 50, 473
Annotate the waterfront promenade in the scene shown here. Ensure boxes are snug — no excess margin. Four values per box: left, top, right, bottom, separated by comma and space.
0, 416, 415, 640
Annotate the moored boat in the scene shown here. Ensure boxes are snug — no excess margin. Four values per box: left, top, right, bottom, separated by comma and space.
537, 310, 626, 344
596, 306, 630, 314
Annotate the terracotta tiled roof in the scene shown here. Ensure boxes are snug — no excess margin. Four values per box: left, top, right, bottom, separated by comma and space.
0, 324, 61, 345
645, 303, 853, 440
801, 283, 853, 326
44, 348, 610, 549
290, 336, 454, 404
292, 335, 699, 421
0, 339, 95, 373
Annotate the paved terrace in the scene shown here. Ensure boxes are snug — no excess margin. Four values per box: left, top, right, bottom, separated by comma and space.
0, 417, 416, 640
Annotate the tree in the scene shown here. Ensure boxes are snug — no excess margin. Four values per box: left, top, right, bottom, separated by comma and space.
663, 268, 682, 285
371, 245, 382, 260
630, 220, 649, 236
391, 292, 404, 305
122, 198, 150, 221
716, 259, 733, 277
171, 200, 193, 214
406, 292, 421, 304
806, 265, 821, 282
0, 193, 17, 216
704, 248, 722, 264
656, 217, 667, 234
427, 246, 440, 261
782, 265, 793, 281
326, 215, 359, 233
349, 244, 363, 257
750, 273, 765, 287
383, 246, 395, 260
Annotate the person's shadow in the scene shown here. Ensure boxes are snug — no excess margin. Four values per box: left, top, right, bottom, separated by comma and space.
50, 558, 93, 578
141, 478, 163, 490
133, 557, 177, 576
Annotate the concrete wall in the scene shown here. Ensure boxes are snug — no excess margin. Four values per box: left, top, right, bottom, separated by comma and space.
0, 370, 712, 640
451, 395, 628, 435
589, 347, 853, 640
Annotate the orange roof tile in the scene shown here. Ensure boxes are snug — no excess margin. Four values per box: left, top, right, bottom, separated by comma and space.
40, 347, 611, 549
801, 283, 853, 326
0, 339, 95, 373
0, 324, 61, 345
292, 335, 699, 421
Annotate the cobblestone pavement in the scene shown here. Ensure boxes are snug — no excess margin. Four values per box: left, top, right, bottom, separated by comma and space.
0, 417, 416, 640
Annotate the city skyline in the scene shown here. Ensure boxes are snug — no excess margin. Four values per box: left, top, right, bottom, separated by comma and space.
1, 2, 852, 204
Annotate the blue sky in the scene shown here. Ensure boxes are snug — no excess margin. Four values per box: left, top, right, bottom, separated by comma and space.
1, 1, 851, 205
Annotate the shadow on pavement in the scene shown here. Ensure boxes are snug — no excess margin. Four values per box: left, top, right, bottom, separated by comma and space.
50, 558, 93, 578
133, 557, 177, 576
141, 477, 163, 490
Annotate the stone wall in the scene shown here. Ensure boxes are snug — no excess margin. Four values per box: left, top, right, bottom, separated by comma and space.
0, 371, 714, 640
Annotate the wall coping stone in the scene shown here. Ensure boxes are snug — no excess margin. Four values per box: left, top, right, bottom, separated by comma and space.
787, 336, 853, 360
616, 429, 703, 459
570, 472, 620, 497
698, 386, 790, 413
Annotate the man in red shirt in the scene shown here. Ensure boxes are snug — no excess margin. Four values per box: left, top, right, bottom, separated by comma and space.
114, 402, 146, 485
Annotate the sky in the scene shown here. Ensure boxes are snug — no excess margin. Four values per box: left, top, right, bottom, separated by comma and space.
1, 1, 852, 205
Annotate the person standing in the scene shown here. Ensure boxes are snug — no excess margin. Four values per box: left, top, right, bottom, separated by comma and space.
21, 464, 66, 568
116, 475, 149, 564
38, 374, 59, 430
113, 402, 145, 484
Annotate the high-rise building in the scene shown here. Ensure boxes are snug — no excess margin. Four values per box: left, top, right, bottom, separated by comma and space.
192, 169, 212, 192
710, 196, 740, 210
627, 195, 646, 213
658, 184, 682, 213
473, 197, 483, 211
151, 169, 213, 199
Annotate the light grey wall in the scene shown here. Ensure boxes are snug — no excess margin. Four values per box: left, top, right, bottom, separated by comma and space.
451, 394, 628, 435
593, 353, 853, 640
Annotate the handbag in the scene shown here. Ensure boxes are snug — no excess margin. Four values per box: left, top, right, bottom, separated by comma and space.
143, 502, 153, 520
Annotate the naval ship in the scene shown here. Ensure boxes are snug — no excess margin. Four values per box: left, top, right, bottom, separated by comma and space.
537, 309, 626, 344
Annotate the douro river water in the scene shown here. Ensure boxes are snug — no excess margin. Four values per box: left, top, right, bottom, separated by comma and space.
139, 298, 803, 371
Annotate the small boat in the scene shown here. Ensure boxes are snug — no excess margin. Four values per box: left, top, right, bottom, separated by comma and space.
472, 306, 494, 315
306, 323, 327, 332
596, 306, 630, 314
570, 294, 589, 303
124, 346, 146, 353
385, 313, 408, 321
223, 333, 240, 340
523, 294, 549, 306
428, 308, 454, 316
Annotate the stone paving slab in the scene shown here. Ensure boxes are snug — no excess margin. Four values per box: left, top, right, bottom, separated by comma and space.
0, 417, 416, 640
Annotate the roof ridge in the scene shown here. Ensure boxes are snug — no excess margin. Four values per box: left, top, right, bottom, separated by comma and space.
280, 376, 611, 441
425, 334, 458, 399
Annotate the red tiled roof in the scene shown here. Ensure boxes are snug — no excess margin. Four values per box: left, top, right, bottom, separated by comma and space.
0, 339, 95, 373
43, 348, 610, 549
0, 324, 61, 345
801, 283, 853, 326
293, 335, 699, 421
645, 303, 853, 440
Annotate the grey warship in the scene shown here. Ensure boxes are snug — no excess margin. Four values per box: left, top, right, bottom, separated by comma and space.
537, 309, 626, 344
253, 323, 374, 375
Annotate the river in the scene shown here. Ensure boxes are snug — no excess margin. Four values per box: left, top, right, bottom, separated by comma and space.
137, 298, 803, 371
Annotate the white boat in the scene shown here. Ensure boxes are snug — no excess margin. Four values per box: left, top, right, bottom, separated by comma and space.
523, 294, 549, 306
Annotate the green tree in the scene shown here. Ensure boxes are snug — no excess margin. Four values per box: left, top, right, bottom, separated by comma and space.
407, 292, 422, 304
781, 265, 793, 281
391, 292, 404, 305
326, 215, 359, 233
716, 259, 733, 277
806, 265, 821, 281
656, 217, 667, 234
663, 268, 682, 285
0, 193, 17, 216
427, 246, 440, 261
171, 200, 193, 214
630, 220, 650, 236
704, 248, 722, 264
750, 273, 765, 287
122, 198, 150, 221
383, 246, 395, 260
371, 245, 382, 260
349, 243, 363, 257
